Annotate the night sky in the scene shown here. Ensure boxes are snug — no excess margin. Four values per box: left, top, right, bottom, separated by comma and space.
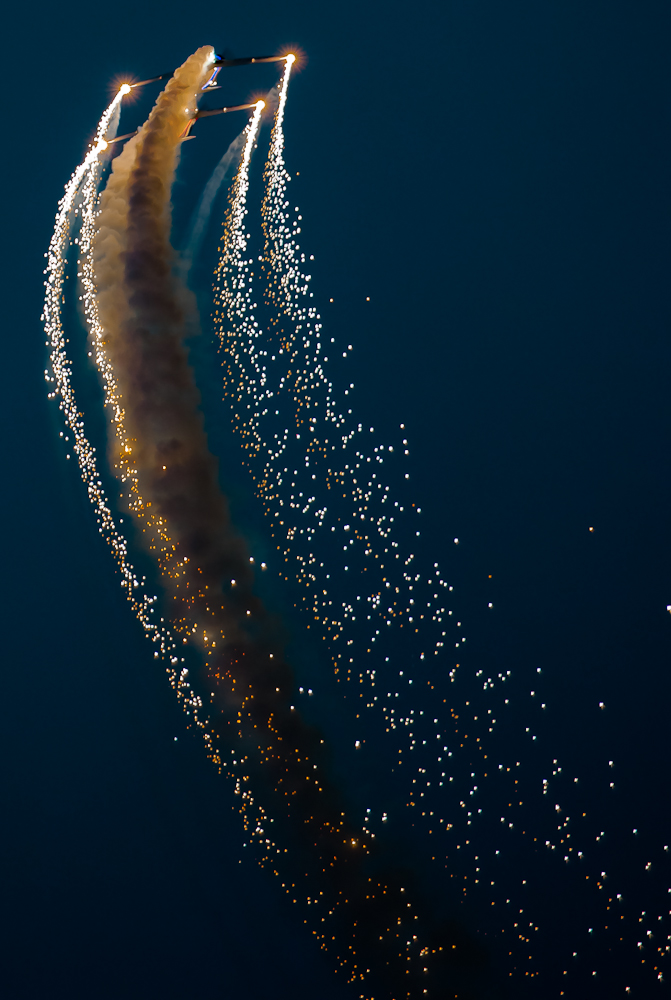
3, 2, 671, 998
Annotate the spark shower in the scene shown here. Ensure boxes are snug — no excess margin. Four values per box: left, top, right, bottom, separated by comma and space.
43, 44, 669, 1000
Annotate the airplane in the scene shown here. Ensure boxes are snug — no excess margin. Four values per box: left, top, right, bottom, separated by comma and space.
129, 53, 291, 92
178, 101, 264, 140
100, 101, 264, 149
101, 130, 138, 148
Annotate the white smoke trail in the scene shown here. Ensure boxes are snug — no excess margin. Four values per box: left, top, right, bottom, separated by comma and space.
181, 83, 282, 274
181, 130, 247, 272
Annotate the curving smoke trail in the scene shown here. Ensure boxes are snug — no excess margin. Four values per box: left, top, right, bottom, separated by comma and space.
90, 47, 482, 999
94, 47, 261, 646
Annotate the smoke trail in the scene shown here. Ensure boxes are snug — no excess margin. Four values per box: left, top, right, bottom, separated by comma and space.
181, 130, 246, 273
181, 83, 281, 273
94, 48, 251, 616
89, 49, 483, 998
104, 99, 121, 144
93, 51, 297, 789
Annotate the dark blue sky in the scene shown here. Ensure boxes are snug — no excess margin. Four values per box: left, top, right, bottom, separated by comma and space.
2, 2, 671, 997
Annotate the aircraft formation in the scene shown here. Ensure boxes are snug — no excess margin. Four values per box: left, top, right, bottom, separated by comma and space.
102, 52, 293, 147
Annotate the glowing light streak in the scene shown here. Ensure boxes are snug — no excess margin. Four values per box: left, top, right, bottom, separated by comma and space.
42, 94, 215, 751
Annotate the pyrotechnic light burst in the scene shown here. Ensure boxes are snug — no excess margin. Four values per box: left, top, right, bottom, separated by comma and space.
42, 86, 214, 755
43, 45, 671, 1000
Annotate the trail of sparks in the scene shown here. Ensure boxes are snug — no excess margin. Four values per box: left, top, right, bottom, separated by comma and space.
212, 56, 460, 996
211, 53, 671, 998
43, 91, 270, 842
44, 56, 671, 1000
89, 58, 453, 996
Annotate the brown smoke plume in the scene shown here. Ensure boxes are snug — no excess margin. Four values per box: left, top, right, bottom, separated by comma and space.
92, 47, 483, 999
94, 47, 262, 650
